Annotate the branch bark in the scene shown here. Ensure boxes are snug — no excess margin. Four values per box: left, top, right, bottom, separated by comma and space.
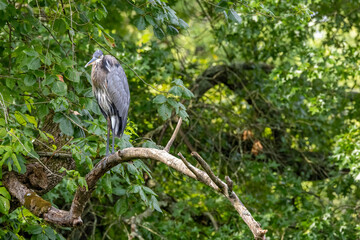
164, 117, 182, 152
4, 146, 266, 238
4, 122, 267, 239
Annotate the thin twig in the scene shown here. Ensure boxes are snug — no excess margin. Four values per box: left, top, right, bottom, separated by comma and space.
191, 151, 227, 193
7, 21, 11, 73
37, 151, 73, 158
68, 0, 75, 66
164, 118, 182, 152
177, 152, 204, 182
41, 23, 67, 54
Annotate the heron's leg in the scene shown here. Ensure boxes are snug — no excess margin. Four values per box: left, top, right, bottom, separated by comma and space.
106, 117, 111, 156
112, 128, 115, 154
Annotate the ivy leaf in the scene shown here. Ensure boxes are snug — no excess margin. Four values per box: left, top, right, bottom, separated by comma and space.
229, 8, 242, 24
153, 27, 165, 39
134, 16, 147, 30
153, 95, 167, 104
169, 86, 182, 96
158, 103, 172, 120
114, 197, 128, 216
59, 117, 74, 136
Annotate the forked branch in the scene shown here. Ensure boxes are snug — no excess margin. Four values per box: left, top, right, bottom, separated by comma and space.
3, 119, 266, 239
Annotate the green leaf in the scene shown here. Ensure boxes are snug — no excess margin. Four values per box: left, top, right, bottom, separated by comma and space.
114, 197, 128, 216
169, 86, 182, 96
0, 187, 11, 200
158, 103, 172, 120
103, 174, 112, 194
134, 16, 147, 30
11, 153, 21, 172
24, 49, 39, 57
0, 0, 7, 10
38, 105, 49, 119
153, 95, 167, 104
25, 225, 42, 235
0, 196, 10, 214
28, 58, 41, 70
66, 70, 81, 82
145, 15, 156, 26
113, 187, 126, 196
150, 195, 162, 212
0, 128, 7, 138
52, 81, 68, 96
182, 87, 194, 99
229, 8, 242, 24
178, 19, 189, 29
134, 7, 144, 15
153, 27, 165, 39
26, 114, 38, 127
15, 112, 27, 126
167, 98, 179, 110
173, 79, 184, 86
6, 78, 15, 89
24, 75, 37, 86
215, 0, 228, 13
53, 19, 67, 33
35, 233, 49, 240
139, 188, 147, 203
166, 25, 179, 36
142, 186, 157, 196
44, 227, 56, 240
59, 117, 74, 136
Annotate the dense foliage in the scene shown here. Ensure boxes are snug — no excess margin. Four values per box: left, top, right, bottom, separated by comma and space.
0, 0, 359, 239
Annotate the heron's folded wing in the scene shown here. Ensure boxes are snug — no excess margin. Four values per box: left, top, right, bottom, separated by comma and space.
106, 64, 130, 136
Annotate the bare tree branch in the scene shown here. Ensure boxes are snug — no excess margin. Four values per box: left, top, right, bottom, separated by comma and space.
4, 146, 266, 238
4, 124, 267, 239
191, 151, 227, 192
164, 118, 182, 152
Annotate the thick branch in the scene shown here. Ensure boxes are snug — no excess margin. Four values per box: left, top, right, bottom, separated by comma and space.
5, 147, 266, 238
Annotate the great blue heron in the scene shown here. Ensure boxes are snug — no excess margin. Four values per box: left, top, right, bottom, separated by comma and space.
85, 50, 130, 156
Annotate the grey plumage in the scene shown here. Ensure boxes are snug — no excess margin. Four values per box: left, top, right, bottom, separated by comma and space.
85, 50, 130, 155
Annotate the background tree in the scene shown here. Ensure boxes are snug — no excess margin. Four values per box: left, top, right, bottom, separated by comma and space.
0, 0, 359, 239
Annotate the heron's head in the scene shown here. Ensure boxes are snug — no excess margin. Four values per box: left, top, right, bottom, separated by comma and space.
85, 50, 104, 68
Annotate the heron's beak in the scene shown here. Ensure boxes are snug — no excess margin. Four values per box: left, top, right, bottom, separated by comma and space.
85, 57, 97, 68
